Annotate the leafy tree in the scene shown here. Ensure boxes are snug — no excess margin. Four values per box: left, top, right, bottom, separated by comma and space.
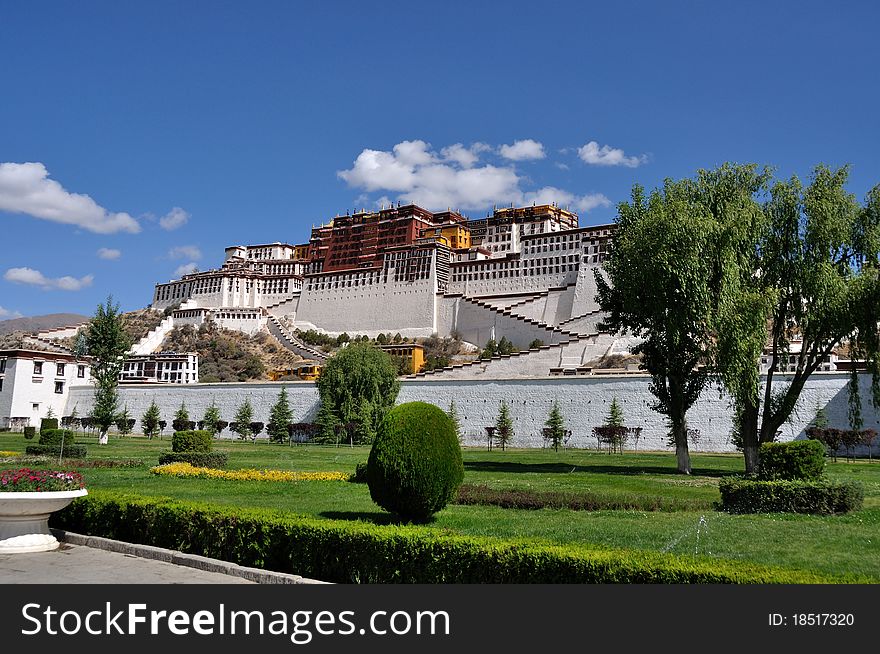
336, 332, 351, 347
447, 399, 462, 442
215, 420, 228, 436
376, 332, 388, 345
172, 402, 190, 432
529, 339, 545, 349
142, 401, 161, 439
249, 421, 264, 440
267, 387, 293, 443
315, 342, 400, 445
596, 180, 717, 473
607, 397, 624, 427
158, 420, 167, 435
543, 400, 566, 452
710, 164, 880, 473
482, 338, 498, 359
316, 398, 341, 442
115, 405, 133, 436
231, 400, 254, 440
393, 333, 403, 344
84, 296, 132, 445
495, 400, 514, 451
812, 404, 829, 430
202, 402, 222, 437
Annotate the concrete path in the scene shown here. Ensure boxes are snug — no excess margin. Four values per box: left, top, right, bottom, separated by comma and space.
0, 531, 327, 584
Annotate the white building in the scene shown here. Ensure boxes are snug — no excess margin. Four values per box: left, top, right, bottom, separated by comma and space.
120, 352, 199, 384
0, 349, 92, 429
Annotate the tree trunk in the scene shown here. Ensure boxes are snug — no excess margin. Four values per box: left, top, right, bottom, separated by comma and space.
740, 398, 760, 475
98, 429, 108, 445
672, 415, 691, 475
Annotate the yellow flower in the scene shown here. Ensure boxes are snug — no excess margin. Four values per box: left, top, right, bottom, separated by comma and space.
0, 451, 20, 457
149, 462, 348, 482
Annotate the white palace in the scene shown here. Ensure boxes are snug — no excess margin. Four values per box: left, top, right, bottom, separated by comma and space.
144, 203, 639, 378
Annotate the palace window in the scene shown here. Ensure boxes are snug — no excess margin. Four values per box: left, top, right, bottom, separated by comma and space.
57, 363, 65, 376
55, 381, 64, 394
33, 361, 43, 375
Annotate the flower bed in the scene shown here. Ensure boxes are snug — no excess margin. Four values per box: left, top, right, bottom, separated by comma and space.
0, 468, 85, 492
150, 462, 348, 482
0, 451, 19, 457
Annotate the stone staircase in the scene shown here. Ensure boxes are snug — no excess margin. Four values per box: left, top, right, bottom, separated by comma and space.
267, 315, 328, 361
458, 294, 582, 345
406, 330, 611, 380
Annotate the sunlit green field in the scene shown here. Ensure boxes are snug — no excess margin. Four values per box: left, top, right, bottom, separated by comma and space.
2, 432, 878, 581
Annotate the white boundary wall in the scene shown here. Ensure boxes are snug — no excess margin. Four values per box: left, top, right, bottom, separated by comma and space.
64, 372, 880, 454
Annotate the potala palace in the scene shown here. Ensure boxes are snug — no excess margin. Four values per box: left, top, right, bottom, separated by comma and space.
146, 203, 639, 378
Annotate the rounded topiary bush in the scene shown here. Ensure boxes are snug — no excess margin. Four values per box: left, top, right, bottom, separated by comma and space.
367, 401, 464, 523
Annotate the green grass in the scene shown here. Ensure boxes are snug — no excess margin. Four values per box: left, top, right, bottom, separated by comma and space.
2, 432, 878, 581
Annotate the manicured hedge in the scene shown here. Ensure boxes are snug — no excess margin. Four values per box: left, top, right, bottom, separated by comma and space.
23, 426, 36, 440
40, 418, 59, 436
171, 430, 213, 453
158, 451, 229, 468
759, 440, 825, 480
51, 492, 850, 584
455, 484, 711, 512
718, 477, 863, 515
39, 428, 75, 448
25, 444, 88, 458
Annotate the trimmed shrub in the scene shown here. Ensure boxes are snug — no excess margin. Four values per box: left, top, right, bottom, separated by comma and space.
52, 493, 854, 583
40, 418, 59, 435
759, 440, 825, 480
25, 444, 88, 458
38, 428, 75, 448
367, 401, 464, 522
349, 462, 369, 483
455, 484, 711, 512
157, 451, 229, 468
23, 426, 36, 440
171, 430, 213, 453
718, 477, 863, 515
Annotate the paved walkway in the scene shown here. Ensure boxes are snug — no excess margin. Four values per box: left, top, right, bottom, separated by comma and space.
0, 531, 326, 584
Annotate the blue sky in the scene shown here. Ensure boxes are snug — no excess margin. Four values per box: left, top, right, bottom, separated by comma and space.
1, 1, 878, 319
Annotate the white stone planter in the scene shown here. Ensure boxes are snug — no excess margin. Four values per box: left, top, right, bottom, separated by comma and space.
0, 489, 87, 553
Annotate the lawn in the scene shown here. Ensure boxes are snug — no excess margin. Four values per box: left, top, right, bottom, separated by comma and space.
2, 431, 878, 581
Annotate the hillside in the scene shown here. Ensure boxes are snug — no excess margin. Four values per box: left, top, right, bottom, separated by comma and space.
161, 323, 303, 382
0, 313, 88, 336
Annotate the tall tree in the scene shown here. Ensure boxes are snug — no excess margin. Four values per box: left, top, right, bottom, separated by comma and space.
606, 397, 624, 427
543, 400, 566, 452
495, 400, 514, 451
84, 296, 132, 445
596, 180, 717, 473
710, 165, 880, 472
232, 399, 254, 440
267, 387, 293, 443
315, 342, 400, 445
141, 401, 161, 439
202, 402, 222, 437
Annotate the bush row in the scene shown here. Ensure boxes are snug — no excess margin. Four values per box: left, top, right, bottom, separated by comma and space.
51, 493, 849, 584
718, 477, 864, 515
157, 451, 229, 468
454, 484, 712, 512
25, 444, 89, 458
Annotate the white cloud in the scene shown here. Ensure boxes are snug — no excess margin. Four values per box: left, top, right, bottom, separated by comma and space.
0, 305, 23, 319
159, 207, 189, 231
499, 139, 546, 161
0, 162, 141, 234
97, 247, 121, 260
174, 262, 199, 277
168, 245, 202, 260
554, 162, 570, 171
339, 140, 611, 214
577, 141, 647, 168
4, 267, 94, 291
440, 142, 491, 169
